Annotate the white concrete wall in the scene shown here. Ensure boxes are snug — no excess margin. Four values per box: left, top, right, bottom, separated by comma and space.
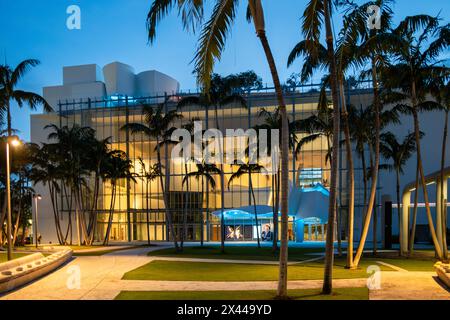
103, 62, 136, 96
380, 109, 450, 234
136, 70, 180, 97
63, 64, 103, 85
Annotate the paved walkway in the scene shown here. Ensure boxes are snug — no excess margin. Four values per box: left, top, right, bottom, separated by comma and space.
370, 271, 450, 300
0, 246, 449, 300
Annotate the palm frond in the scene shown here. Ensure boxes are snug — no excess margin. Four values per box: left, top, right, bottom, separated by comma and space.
302, 0, 324, 48
146, 0, 177, 43
11, 59, 40, 87
12, 90, 53, 112
193, 0, 238, 91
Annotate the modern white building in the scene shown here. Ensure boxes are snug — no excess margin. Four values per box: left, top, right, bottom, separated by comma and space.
42, 62, 180, 109
30, 62, 450, 248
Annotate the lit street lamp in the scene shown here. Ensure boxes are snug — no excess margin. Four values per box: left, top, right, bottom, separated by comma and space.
5, 135, 21, 261
33, 194, 42, 248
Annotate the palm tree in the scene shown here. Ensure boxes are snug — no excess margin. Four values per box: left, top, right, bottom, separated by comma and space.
288, 36, 357, 266
228, 162, 266, 248
176, 74, 250, 252
431, 80, 450, 260
301, 0, 342, 294
254, 107, 298, 254
29, 143, 66, 244
381, 16, 450, 259
380, 132, 419, 253
0, 59, 52, 257
85, 137, 112, 245
337, 0, 397, 268
138, 158, 160, 246
103, 151, 134, 245
0, 60, 53, 136
121, 103, 182, 250
183, 162, 221, 246
147, 0, 291, 298
44, 124, 97, 246
295, 86, 334, 165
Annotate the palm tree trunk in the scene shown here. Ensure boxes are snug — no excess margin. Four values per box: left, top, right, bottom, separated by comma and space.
361, 149, 368, 236
396, 168, 401, 255
156, 140, 179, 251
321, 0, 341, 294
254, 30, 289, 298
200, 177, 204, 246
411, 79, 443, 259
272, 170, 280, 252
249, 172, 260, 248
180, 165, 188, 249
249, 0, 288, 297
353, 58, 381, 267
213, 105, 226, 253
441, 110, 449, 260
373, 189, 378, 256
146, 180, 151, 246
409, 165, 420, 255
339, 78, 355, 268
103, 182, 117, 245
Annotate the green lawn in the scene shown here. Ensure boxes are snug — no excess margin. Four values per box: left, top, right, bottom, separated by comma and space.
115, 287, 369, 300
365, 257, 437, 271
149, 246, 324, 261
73, 245, 154, 256
0, 252, 30, 263
123, 258, 393, 281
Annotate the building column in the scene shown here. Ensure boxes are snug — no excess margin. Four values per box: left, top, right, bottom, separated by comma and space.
401, 191, 410, 255
295, 220, 304, 243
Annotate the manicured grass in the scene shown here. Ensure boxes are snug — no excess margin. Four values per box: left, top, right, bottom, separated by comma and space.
366, 257, 436, 271
149, 246, 324, 261
123, 258, 393, 281
115, 287, 369, 300
0, 252, 30, 263
73, 245, 154, 256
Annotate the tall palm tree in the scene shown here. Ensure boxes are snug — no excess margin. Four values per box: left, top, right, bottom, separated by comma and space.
288, 35, 357, 265
85, 137, 112, 245
44, 124, 97, 246
228, 162, 266, 248
138, 158, 160, 246
381, 16, 450, 259
338, 0, 397, 268
183, 162, 221, 246
301, 0, 341, 294
122, 103, 182, 250
29, 143, 66, 244
380, 131, 419, 253
0, 59, 52, 258
430, 80, 450, 260
147, 0, 291, 298
103, 151, 134, 245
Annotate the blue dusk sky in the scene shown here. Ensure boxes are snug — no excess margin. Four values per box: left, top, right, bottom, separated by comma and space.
0, 0, 449, 140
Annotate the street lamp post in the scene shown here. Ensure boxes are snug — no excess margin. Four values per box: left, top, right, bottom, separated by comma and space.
33, 194, 42, 248
5, 136, 21, 261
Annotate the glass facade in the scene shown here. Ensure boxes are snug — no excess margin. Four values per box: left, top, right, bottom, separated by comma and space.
56, 84, 378, 242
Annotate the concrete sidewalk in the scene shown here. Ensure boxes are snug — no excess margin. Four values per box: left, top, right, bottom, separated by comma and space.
1, 245, 449, 300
